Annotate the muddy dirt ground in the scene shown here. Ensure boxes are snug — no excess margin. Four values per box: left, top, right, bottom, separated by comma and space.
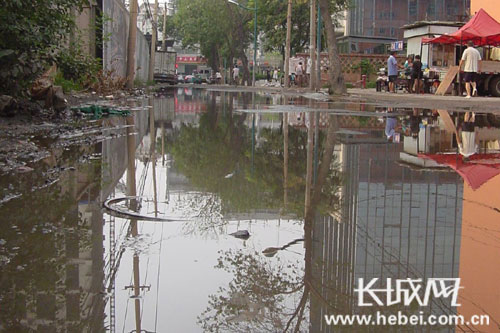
0, 89, 149, 176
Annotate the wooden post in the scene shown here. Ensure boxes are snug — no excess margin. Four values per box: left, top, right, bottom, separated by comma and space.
309, 0, 317, 90
284, 0, 292, 88
148, 0, 159, 82
126, 0, 139, 88
162, 2, 167, 51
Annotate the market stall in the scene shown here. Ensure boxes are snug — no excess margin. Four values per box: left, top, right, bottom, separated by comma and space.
425, 9, 500, 96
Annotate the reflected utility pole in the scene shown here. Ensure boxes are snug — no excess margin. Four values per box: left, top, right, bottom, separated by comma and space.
313, 112, 320, 184
251, 92, 256, 171
305, 112, 315, 215
125, 115, 141, 333
149, 106, 158, 217
283, 112, 289, 208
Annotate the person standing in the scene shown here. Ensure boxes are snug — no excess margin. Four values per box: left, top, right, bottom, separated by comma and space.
412, 55, 423, 94
387, 51, 399, 93
295, 62, 304, 87
306, 58, 312, 86
404, 56, 414, 93
273, 68, 278, 83
233, 66, 240, 86
459, 40, 481, 98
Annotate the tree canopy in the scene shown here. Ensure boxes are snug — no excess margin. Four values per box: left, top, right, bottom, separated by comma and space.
174, 0, 253, 75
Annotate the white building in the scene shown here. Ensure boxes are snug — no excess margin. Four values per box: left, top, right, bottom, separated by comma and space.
137, 1, 176, 42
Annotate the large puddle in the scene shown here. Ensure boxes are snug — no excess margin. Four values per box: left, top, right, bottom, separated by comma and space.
1, 88, 500, 332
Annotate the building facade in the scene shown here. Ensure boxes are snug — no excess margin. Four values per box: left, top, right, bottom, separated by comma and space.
340, 0, 471, 54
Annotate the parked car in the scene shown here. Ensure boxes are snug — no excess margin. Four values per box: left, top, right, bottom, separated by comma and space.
184, 74, 202, 84
177, 74, 185, 83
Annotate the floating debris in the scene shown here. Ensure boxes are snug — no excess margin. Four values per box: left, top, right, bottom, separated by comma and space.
230, 230, 250, 240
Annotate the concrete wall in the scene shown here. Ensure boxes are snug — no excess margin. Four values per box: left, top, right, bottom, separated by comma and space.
103, 0, 150, 81
74, 5, 96, 57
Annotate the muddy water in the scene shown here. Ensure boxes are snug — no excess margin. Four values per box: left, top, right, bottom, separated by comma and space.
1, 88, 500, 332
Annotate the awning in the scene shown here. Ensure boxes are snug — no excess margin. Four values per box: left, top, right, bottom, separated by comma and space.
426, 9, 500, 46
419, 153, 500, 190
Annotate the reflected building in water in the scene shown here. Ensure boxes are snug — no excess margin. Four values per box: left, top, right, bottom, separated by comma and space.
311, 133, 464, 331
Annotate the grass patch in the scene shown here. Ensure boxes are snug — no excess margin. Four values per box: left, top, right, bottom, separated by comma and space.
54, 71, 83, 93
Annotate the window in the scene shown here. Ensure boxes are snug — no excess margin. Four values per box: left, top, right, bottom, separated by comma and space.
409, 0, 417, 18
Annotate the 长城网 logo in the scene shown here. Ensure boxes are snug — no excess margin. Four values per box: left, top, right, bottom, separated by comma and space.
354, 278, 462, 307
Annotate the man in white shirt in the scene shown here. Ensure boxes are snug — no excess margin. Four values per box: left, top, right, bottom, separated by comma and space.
459, 41, 482, 98
233, 66, 240, 86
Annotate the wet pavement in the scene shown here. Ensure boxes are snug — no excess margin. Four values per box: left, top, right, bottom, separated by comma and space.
1, 87, 500, 332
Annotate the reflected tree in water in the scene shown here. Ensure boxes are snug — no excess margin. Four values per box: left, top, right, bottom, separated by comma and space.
169, 100, 345, 221
198, 249, 305, 332
197, 115, 347, 332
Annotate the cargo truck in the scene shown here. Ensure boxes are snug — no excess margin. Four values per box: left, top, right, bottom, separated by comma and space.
154, 51, 177, 85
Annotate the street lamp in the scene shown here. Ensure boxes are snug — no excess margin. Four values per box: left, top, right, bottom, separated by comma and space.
227, 0, 257, 87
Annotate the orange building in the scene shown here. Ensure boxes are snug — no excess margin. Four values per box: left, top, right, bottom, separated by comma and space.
471, 0, 500, 22
458, 174, 500, 332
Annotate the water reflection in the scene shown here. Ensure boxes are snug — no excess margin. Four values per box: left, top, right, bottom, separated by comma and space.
1, 89, 500, 332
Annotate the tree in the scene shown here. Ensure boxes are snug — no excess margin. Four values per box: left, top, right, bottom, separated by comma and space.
0, 0, 90, 95
174, 0, 253, 83
319, 0, 349, 95
257, 0, 311, 58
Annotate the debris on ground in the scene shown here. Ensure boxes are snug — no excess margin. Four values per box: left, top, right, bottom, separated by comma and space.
0, 95, 17, 117
71, 105, 131, 119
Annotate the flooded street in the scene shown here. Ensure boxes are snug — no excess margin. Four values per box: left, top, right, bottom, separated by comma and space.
1, 88, 500, 332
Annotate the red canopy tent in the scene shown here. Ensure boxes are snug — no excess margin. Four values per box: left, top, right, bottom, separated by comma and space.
419, 153, 500, 190
427, 9, 500, 46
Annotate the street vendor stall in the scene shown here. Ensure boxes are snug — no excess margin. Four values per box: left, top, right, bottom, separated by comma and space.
425, 9, 500, 96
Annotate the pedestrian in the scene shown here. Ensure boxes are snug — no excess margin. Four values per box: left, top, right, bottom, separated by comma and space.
404, 56, 414, 93
306, 58, 312, 86
412, 55, 423, 94
459, 40, 481, 98
295, 62, 304, 87
273, 68, 278, 83
233, 66, 240, 86
387, 51, 399, 93
266, 69, 271, 82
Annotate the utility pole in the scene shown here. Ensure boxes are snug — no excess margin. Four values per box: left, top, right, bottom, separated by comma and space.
284, 0, 292, 88
309, 0, 317, 90
126, 0, 139, 88
316, 2, 322, 89
162, 2, 168, 51
149, 0, 159, 82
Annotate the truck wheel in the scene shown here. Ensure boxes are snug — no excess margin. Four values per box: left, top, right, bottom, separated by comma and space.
490, 76, 500, 97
